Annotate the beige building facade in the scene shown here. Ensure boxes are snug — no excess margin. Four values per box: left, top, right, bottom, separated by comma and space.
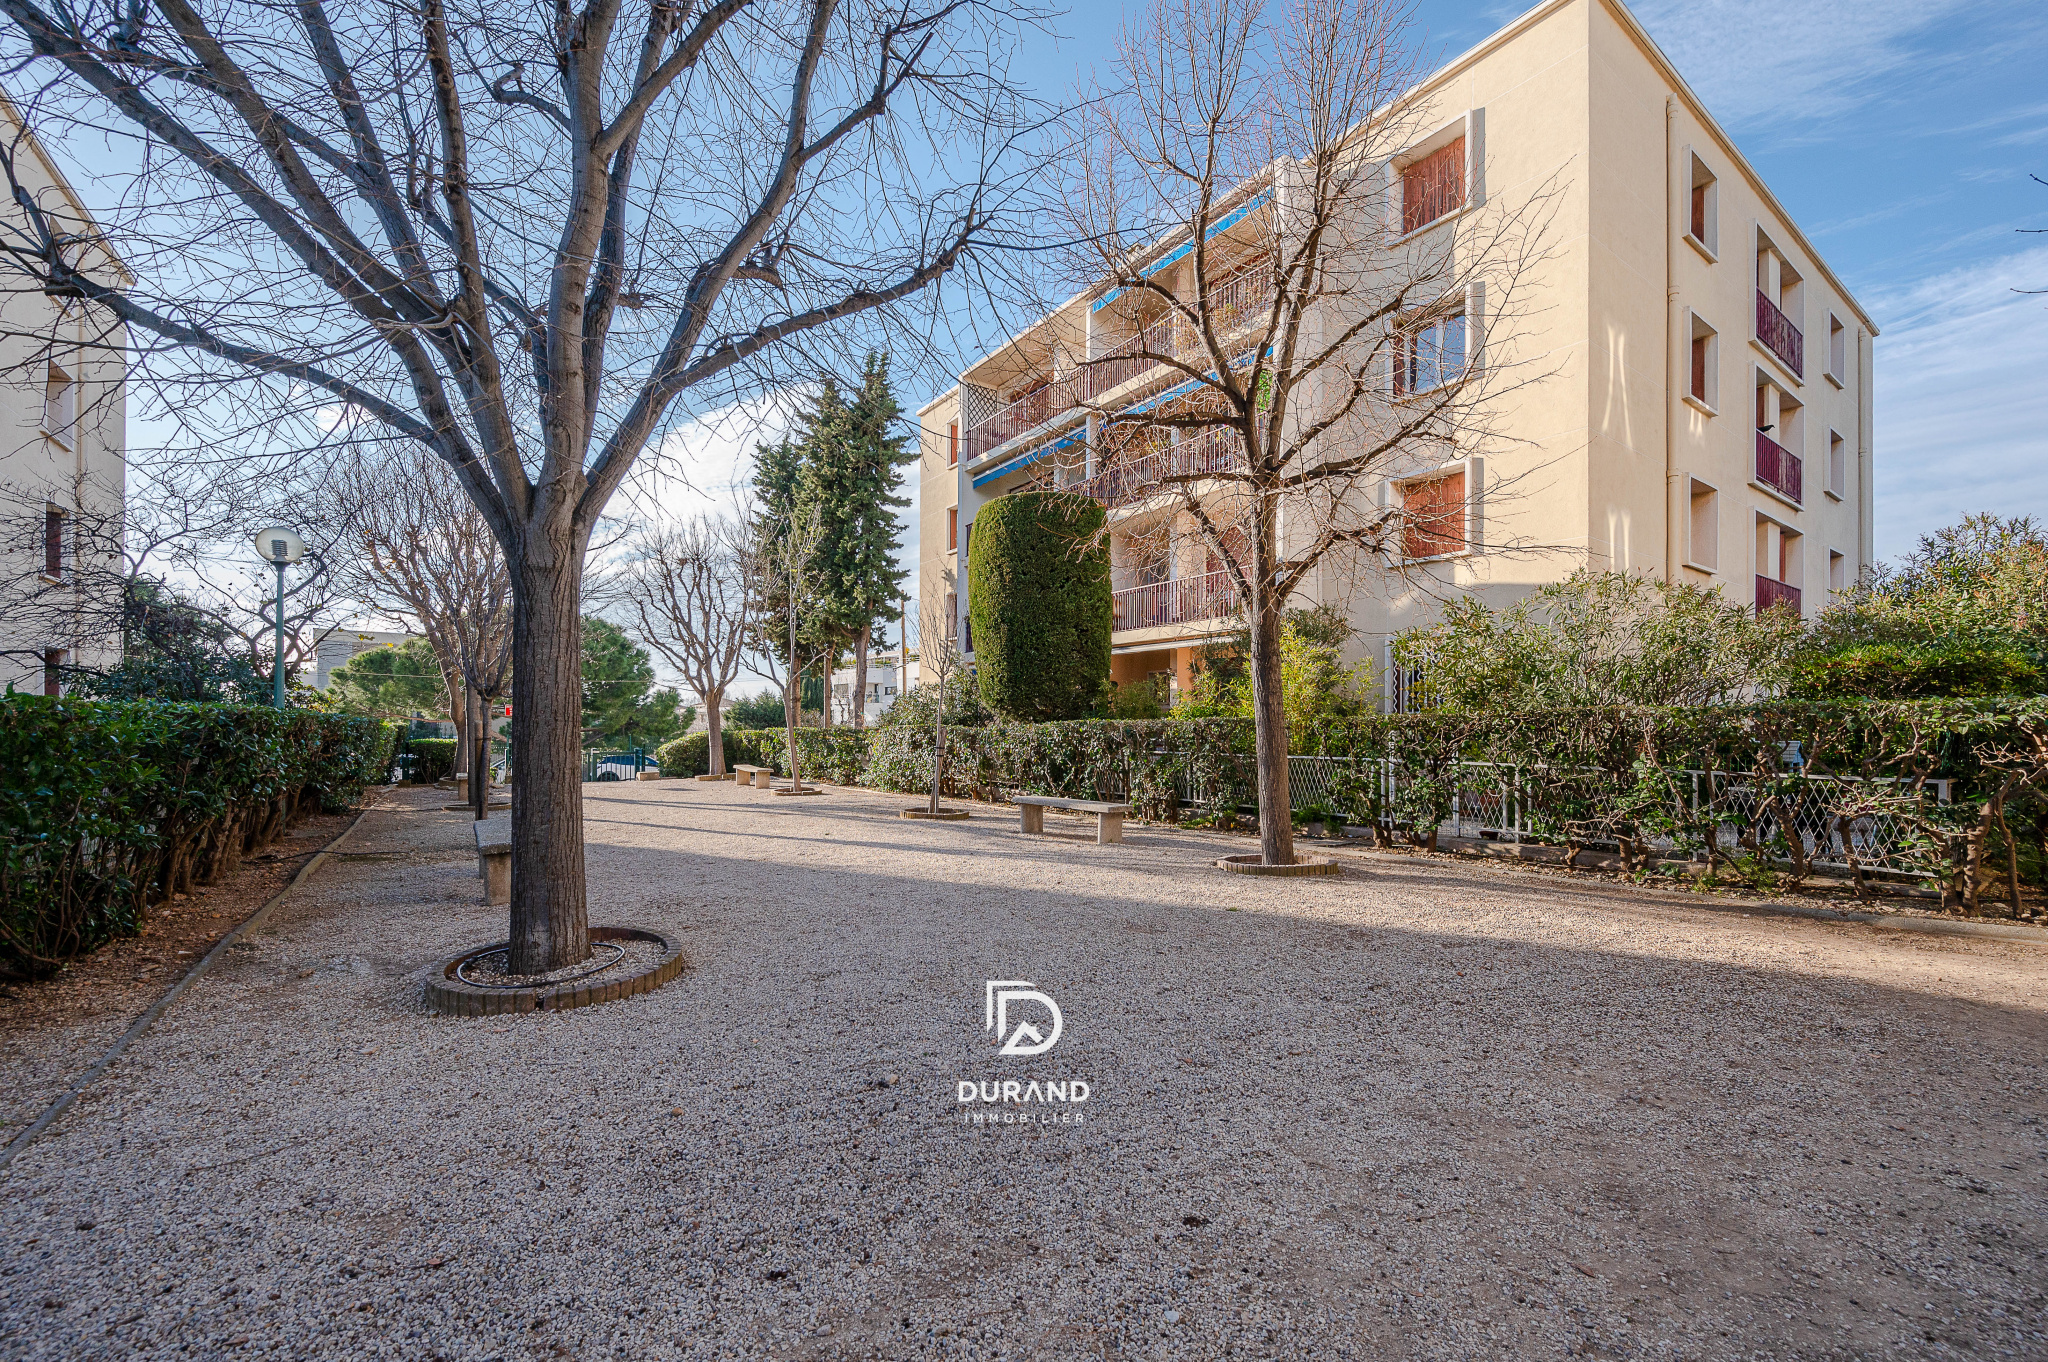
915, 0, 1876, 701
0, 90, 128, 695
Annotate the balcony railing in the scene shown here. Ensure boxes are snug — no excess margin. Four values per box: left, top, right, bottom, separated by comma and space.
1755, 429, 1803, 503
1755, 575, 1801, 616
1113, 567, 1239, 632
1756, 289, 1804, 378
962, 264, 1276, 467
1071, 428, 1245, 508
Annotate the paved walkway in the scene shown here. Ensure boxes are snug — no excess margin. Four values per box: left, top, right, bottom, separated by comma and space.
3, 779, 2044, 1359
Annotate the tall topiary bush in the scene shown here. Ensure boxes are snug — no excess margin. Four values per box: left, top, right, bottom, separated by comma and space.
967, 491, 1111, 721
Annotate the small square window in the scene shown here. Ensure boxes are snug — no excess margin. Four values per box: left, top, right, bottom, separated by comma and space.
1827, 429, 1846, 499
1395, 308, 1467, 396
1687, 311, 1718, 410
42, 364, 77, 447
1827, 315, 1847, 385
1400, 136, 1465, 235
1829, 549, 1848, 595
1400, 469, 1467, 559
948, 421, 959, 467
947, 506, 957, 552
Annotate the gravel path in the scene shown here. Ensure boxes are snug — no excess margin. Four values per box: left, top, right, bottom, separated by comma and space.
3, 778, 2044, 1360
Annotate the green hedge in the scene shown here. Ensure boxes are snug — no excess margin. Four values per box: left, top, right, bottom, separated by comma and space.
0, 698, 395, 979
764, 702, 2048, 915
404, 737, 458, 783
654, 728, 780, 777
966, 491, 1111, 720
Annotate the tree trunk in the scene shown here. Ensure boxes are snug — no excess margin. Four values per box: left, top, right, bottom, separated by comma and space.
507, 556, 590, 974
470, 683, 488, 821
853, 622, 870, 730
785, 611, 804, 791
704, 685, 727, 776
449, 675, 468, 778
1248, 600, 1295, 866
931, 670, 945, 814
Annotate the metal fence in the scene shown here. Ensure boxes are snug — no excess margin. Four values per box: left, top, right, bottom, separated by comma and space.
583, 749, 650, 782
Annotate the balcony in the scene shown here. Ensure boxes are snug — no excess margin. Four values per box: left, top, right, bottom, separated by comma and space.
1755, 429, 1803, 503
1755, 290, 1804, 378
1113, 567, 1239, 632
961, 264, 1276, 467
1071, 428, 1245, 509
1755, 575, 1801, 616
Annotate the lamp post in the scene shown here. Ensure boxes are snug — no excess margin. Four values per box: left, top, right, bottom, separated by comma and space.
250, 526, 307, 709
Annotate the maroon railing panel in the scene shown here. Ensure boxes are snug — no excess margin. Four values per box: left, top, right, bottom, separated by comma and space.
1755, 575, 1801, 616
1755, 429, 1803, 503
1756, 289, 1804, 378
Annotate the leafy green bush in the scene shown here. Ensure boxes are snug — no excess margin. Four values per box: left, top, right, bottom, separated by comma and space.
654, 728, 777, 777
1787, 642, 2041, 700
405, 738, 458, 783
967, 491, 1111, 720
878, 680, 992, 731
726, 691, 787, 729
1, 698, 392, 979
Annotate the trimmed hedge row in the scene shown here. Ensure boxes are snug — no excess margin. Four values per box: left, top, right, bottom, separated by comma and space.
0, 698, 399, 979
653, 729, 782, 777
761, 702, 2048, 915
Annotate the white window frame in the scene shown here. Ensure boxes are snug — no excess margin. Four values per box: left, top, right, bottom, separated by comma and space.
1388, 455, 1484, 562
1683, 308, 1719, 415
1684, 477, 1719, 574
1386, 109, 1484, 242
1390, 282, 1484, 399
1825, 428, 1846, 501
41, 362, 77, 451
1683, 148, 1718, 261
1825, 313, 1847, 387
1828, 547, 1849, 596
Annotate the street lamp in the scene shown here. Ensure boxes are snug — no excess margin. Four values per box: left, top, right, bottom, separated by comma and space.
251, 526, 307, 709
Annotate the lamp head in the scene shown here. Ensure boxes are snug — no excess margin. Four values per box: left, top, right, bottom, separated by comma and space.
252, 526, 307, 565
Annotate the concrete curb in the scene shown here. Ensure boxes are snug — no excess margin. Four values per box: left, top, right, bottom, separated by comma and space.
1217, 854, 1342, 878
424, 927, 686, 1017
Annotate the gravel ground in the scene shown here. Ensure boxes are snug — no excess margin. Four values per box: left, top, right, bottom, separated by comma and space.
3, 778, 2044, 1361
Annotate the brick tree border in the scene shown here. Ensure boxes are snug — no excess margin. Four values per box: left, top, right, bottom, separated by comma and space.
425, 927, 686, 1017
1216, 854, 1342, 878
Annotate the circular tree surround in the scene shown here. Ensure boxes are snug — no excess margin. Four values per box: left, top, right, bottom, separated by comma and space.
1215, 854, 1342, 878
425, 927, 685, 1016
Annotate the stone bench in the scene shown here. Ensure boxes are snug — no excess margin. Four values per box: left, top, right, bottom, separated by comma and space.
1014, 795, 1130, 845
732, 764, 774, 789
475, 818, 511, 905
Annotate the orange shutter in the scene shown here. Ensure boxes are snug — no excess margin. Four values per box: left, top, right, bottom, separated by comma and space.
1402, 471, 1466, 559
1401, 137, 1465, 235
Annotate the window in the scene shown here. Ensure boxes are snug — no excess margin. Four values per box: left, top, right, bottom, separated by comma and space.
943, 591, 958, 641
1827, 314, 1847, 385
1400, 469, 1467, 559
1827, 429, 1846, 499
1687, 478, 1718, 571
1395, 308, 1466, 396
1400, 135, 1465, 235
948, 421, 959, 467
1829, 549, 1848, 595
1686, 311, 1718, 410
947, 506, 957, 552
962, 520, 972, 563
42, 363, 76, 447
43, 506, 64, 579
1687, 153, 1718, 255
42, 648, 65, 698
1755, 232, 1804, 379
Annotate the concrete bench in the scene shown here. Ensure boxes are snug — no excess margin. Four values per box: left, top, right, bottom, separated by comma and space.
732, 764, 774, 789
1014, 795, 1130, 845
475, 818, 511, 905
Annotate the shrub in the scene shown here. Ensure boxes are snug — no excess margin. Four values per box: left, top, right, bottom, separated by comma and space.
405, 738, 458, 782
966, 491, 1111, 720
879, 680, 992, 731
1, 698, 392, 979
726, 691, 786, 729
654, 728, 777, 776
1787, 642, 2042, 700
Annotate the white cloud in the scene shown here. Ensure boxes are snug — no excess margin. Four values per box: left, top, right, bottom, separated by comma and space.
1868, 243, 2048, 558
1629, 0, 1974, 128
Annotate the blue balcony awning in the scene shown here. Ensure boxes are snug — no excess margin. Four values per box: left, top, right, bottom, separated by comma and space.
971, 427, 1088, 489
1091, 192, 1271, 313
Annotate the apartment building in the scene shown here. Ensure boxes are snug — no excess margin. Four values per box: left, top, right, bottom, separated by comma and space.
915, 0, 1875, 702
0, 89, 129, 695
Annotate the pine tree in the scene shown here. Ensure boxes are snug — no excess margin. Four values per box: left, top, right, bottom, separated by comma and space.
833, 353, 916, 727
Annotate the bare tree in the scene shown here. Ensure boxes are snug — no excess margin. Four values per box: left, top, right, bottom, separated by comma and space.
915, 589, 962, 814
1053, 0, 1553, 865
747, 501, 830, 792
330, 445, 512, 820
614, 513, 755, 777
0, 0, 1042, 970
